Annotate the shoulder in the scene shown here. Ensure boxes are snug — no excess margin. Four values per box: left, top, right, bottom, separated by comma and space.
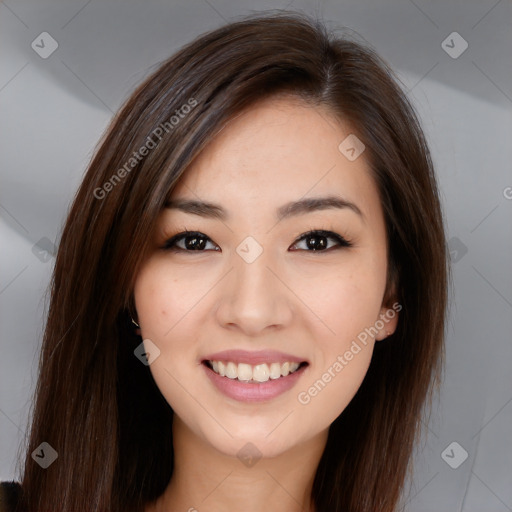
0, 481, 21, 512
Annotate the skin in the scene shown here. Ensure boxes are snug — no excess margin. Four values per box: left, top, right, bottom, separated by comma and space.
135, 94, 399, 512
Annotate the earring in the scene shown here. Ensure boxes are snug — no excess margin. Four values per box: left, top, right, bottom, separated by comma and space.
130, 314, 141, 336
386, 330, 392, 337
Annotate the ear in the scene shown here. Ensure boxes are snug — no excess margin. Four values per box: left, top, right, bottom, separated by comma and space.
374, 262, 402, 341
374, 301, 400, 341
374, 278, 400, 341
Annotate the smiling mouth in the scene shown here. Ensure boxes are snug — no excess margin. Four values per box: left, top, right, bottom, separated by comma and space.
202, 360, 309, 383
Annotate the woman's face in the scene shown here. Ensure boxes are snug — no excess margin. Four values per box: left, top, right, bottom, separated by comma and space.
133, 95, 398, 459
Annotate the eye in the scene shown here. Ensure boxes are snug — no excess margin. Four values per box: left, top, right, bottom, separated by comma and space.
290, 229, 352, 251
162, 231, 220, 252
162, 229, 352, 252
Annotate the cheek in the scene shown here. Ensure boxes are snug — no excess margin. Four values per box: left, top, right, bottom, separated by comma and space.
133, 261, 204, 412
292, 256, 385, 420
293, 253, 387, 342
134, 259, 209, 339
132, 261, 195, 394
296, 342, 374, 430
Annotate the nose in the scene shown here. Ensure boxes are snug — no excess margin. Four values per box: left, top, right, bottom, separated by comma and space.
214, 244, 293, 336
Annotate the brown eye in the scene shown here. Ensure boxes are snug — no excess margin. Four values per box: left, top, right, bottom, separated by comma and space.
163, 231, 219, 251
290, 230, 352, 252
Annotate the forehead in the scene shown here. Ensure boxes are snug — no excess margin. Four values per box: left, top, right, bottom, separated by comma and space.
169, 95, 382, 224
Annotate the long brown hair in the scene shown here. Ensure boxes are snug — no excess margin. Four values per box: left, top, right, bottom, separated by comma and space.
14, 11, 448, 512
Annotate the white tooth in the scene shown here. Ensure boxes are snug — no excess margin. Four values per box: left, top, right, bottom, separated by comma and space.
253, 363, 270, 382
269, 362, 281, 379
212, 360, 301, 381
225, 361, 238, 379
237, 363, 253, 381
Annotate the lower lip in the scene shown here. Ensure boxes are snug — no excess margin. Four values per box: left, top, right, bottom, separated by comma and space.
202, 362, 307, 403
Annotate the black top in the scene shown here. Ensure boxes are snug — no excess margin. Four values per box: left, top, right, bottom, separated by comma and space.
0, 481, 21, 512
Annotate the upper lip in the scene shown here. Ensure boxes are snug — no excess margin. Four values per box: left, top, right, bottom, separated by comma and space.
202, 349, 308, 366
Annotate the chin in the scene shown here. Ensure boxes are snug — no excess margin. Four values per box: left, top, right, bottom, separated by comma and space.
202, 420, 310, 461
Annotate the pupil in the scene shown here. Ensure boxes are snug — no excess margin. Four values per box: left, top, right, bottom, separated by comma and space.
307, 235, 326, 250
186, 235, 205, 250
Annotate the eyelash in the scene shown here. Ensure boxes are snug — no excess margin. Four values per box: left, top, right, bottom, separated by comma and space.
161, 227, 353, 253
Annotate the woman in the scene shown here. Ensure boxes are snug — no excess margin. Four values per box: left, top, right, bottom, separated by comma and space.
1, 10, 449, 512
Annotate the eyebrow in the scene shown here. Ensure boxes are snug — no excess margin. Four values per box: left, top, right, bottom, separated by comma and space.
164, 195, 365, 222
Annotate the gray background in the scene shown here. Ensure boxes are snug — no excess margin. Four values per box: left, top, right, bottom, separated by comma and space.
1, 1, 511, 510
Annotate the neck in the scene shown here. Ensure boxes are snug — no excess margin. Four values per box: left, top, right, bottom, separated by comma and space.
149, 416, 327, 512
